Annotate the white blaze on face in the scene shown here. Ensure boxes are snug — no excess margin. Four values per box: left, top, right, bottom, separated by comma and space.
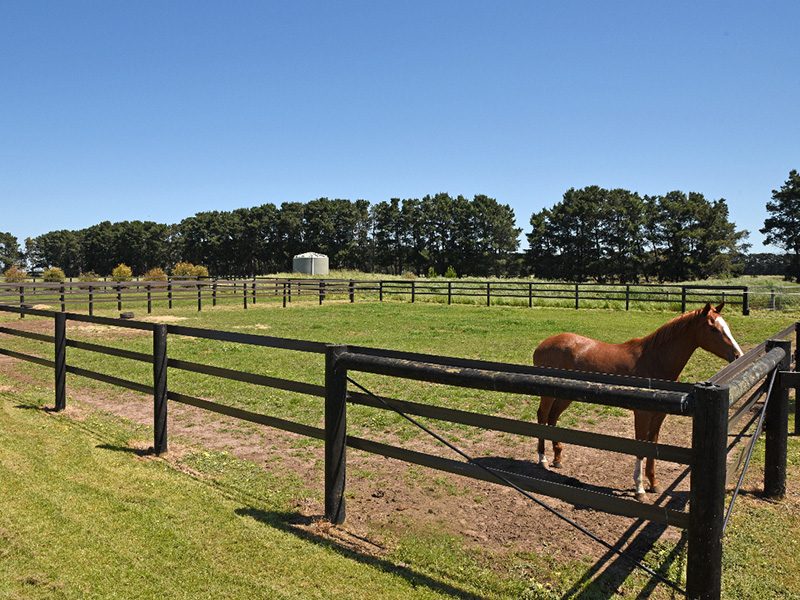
717, 316, 744, 358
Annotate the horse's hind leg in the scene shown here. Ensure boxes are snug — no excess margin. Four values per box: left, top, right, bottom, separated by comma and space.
538, 397, 572, 468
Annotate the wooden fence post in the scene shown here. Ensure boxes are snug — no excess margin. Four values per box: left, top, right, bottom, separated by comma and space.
243, 281, 248, 309
19, 286, 24, 319
742, 287, 750, 316
795, 322, 800, 435
147, 284, 152, 314
574, 284, 579, 310
325, 344, 348, 524
60, 285, 65, 312
349, 280, 355, 303
197, 284, 202, 311
765, 339, 790, 498
319, 281, 325, 305
153, 323, 168, 455
687, 381, 729, 600
117, 285, 122, 311
88, 285, 94, 316
168, 282, 173, 309
486, 282, 491, 307
54, 312, 66, 412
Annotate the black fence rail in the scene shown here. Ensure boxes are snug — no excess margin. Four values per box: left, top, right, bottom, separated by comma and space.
0, 304, 793, 599
0, 278, 751, 315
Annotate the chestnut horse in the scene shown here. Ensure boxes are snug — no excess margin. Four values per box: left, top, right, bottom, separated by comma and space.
533, 302, 743, 499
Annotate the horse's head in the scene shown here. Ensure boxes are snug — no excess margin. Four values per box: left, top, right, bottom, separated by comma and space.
696, 302, 744, 363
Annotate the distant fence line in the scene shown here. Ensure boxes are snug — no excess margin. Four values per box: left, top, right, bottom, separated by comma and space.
0, 278, 759, 315
0, 302, 795, 599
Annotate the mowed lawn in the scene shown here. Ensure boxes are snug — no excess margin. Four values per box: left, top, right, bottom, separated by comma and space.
0, 298, 798, 599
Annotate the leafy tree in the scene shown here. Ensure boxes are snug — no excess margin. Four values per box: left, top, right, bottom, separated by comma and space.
526, 208, 559, 279
596, 189, 647, 283
371, 198, 406, 274
650, 192, 748, 281
274, 202, 305, 271
527, 187, 747, 283
526, 187, 604, 281
0, 232, 23, 272
741, 253, 787, 276
469, 195, 521, 276
761, 170, 800, 281
35, 229, 83, 276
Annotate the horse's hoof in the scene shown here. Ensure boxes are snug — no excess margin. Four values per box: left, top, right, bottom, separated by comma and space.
552, 461, 563, 469
650, 485, 661, 495
635, 491, 647, 501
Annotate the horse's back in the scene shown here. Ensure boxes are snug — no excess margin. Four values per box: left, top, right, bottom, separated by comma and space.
534, 333, 598, 370
534, 332, 632, 374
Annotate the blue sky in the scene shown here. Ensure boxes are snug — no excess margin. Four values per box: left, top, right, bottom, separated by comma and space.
2, 1, 798, 253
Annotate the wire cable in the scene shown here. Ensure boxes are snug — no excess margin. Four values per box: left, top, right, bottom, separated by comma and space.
722, 367, 777, 534
346, 375, 687, 596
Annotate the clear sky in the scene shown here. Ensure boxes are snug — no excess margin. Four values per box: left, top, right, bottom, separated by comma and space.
2, 1, 798, 253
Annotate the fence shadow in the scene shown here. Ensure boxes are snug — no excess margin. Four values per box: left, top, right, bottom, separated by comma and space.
558, 471, 690, 600
475, 455, 690, 599
236, 506, 493, 600
473, 456, 690, 509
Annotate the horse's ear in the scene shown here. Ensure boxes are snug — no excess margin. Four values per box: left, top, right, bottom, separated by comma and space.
715, 302, 725, 313
701, 302, 712, 315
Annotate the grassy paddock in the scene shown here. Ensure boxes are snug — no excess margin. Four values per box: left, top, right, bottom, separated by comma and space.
0, 300, 798, 598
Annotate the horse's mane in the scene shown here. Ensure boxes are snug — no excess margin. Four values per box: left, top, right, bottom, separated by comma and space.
630, 307, 702, 353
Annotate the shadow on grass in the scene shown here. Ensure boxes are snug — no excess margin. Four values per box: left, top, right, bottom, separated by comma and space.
96, 443, 154, 457
236, 506, 492, 600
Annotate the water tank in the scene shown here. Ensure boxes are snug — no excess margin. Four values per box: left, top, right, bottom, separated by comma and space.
293, 252, 329, 275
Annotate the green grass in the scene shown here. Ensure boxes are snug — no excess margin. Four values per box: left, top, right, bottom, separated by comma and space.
1, 299, 799, 598
1, 383, 545, 599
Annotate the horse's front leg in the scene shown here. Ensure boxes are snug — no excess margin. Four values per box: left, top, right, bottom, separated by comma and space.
633, 457, 646, 500
645, 413, 667, 494
537, 397, 554, 468
633, 411, 650, 500
633, 411, 667, 499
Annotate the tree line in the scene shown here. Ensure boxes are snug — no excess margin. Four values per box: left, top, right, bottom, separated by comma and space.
1, 195, 521, 279
0, 187, 756, 282
527, 187, 749, 283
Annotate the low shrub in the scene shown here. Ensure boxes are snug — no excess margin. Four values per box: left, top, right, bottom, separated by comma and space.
172, 261, 209, 279
111, 264, 133, 282
78, 271, 100, 282
143, 267, 168, 281
3, 265, 27, 282
42, 267, 66, 282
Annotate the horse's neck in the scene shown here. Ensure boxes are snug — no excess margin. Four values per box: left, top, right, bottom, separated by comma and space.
626, 317, 699, 380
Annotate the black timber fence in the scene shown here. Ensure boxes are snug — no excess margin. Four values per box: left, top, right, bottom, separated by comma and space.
0, 304, 794, 599
0, 278, 751, 315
